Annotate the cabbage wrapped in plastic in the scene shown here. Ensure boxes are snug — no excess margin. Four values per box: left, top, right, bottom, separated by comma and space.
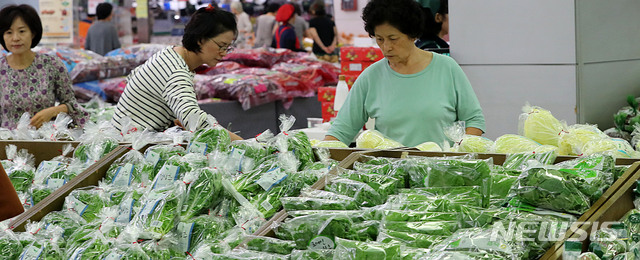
314, 140, 348, 148
415, 142, 442, 152
356, 130, 403, 149
558, 124, 607, 156
519, 104, 564, 146
582, 137, 640, 158
493, 134, 541, 154
444, 121, 494, 153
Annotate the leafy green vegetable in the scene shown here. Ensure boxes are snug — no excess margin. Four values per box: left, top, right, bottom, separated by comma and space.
289, 249, 334, 260
502, 151, 557, 170
186, 215, 233, 253
382, 210, 457, 222
19, 241, 63, 260
382, 220, 458, 236
181, 168, 223, 220
189, 126, 231, 154
377, 229, 446, 248
73, 138, 119, 163
141, 144, 185, 184
0, 230, 23, 260
422, 158, 492, 188
338, 169, 400, 198
134, 184, 184, 238
275, 212, 360, 249
280, 197, 359, 211
7, 168, 34, 193
512, 167, 591, 215
324, 178, 384, 207
246, 236, 297, 255
333, 238, 401, 260
64, 188, 108, 222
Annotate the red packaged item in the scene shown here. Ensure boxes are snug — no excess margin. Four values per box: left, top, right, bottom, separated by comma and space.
272, 62, 326, 90
321, 101, 337, 122
232, 68, 314, 99
203, 74, 286, 110
221, 48, 297, 68
340, 61, 374, 76
197, 61, 246, 75
287, 57, 340, 86
344, 74, 358, 89
318, 87, 336, 102
98, 76, 128, 103
340, 46, 383, 62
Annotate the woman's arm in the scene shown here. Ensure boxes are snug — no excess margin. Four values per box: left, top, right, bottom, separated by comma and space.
465, 127, 483, 136
323, 135, 340, 141
50, 55, 90, 127
30, 104, 68, 129
308, 27, 329, 53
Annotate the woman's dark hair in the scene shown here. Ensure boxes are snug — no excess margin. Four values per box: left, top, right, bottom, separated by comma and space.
362, 0, 424, 39
182, 6, 238, 53
310, 2, 326, 16
267, 3, 281, 13
422, 0, 448, 38
0, 4, 42, 50
96, 3, 113, 20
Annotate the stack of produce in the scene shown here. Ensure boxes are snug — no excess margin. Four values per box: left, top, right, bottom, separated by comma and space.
0, 116, 338, 259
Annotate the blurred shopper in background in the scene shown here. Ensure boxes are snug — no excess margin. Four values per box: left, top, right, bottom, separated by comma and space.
85, 3, 121, 55
254, 3, 280, 47
308, 1, 338, 61
0, 4, 89, 129
415, 0, 449, 52
272, 4, 304, 51
231, 1, 252, 49
111, 5, 241, 140
324, 0, 484, 146
291, 3, 308, 48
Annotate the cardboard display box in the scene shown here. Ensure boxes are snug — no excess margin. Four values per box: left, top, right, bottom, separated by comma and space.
340, 46, 383, 62
340, 61, 374, 76
317, 87, 336, 103
0, 140, 81, 166
6, 143, 130, 231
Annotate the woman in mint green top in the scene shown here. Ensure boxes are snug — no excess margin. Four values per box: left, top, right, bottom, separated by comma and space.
325, 0, 485, 146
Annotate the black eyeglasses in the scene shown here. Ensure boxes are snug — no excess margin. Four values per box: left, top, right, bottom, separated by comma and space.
211, 39, 235, 53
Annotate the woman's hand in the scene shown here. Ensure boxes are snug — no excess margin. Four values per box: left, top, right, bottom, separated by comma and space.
30, 105, 67, 129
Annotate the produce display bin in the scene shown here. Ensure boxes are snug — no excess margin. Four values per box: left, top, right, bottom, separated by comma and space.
6, 144, 130, 231
244, 148, 640, 257
0, 140, 81, 166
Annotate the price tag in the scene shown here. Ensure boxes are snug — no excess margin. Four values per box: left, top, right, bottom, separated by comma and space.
177, 222, 195, 252
152, 165, 180, 190
68, 196, 88, 216
308, 236, 335, 249
145, 151, 161, 167
46, 178, 66, 189
188, 142, 208, 155
255, 168, 287, 191
348, 63, 363, 72
103, 252, 123, 260
19, 245, 43, 260
140, 193, 166, 216
115, 198, 135, 224
261, 200, 273, 211
112, 164, 135, 186
37, 161, 60, 176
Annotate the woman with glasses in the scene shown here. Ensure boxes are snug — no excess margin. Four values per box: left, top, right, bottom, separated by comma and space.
111, 5, 241, 140
324, 0, 485, 147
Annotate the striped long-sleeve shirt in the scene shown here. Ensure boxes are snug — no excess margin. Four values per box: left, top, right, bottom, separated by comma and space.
111, 47, 209, 132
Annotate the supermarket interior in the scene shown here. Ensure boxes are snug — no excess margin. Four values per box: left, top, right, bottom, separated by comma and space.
1, 0, 640, 259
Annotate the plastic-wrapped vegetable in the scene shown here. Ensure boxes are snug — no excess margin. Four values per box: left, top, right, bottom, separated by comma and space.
149, 155, 190, 190
377, 229, 446, 248
63, 186, 109, 222
99, 243, 150, 260
192, 248, 288, 260
333, 237, 401, 260
502, 150, 558, 170
582, 137, 639, 158
141, 144, 185, 183
221, 48, 296, 68
73, 136, 119, 163
104, 151, 145, 187
325, 177, 384, 207
275, 212, 362, 250
434, 227, 527, 259
280, 196, 359, 211
621, 209, 640, 242
490, 173, 518, 205
511, 167, 591, 215
126, 183, 185, 239
180, 168, 223, 220
188, 117, 232, 154
558, 124, 607, 156
66, 233, 110, 260
493, 134, 542, 154
519, 104, 565, 146
290, 249, 334, 260
232, 67, 315, 99
382, 220, 458, 236
0, 228, 23, 260
273, 115, 315, 171
245, 235, 297, 255
3, 146, 36, 193
203, 73, 287, 110
557, 167, 613, 203
445, 121, 494, 153
140, 239, 184, 259
423, 158, 492, 189
415, 141, 443, 151
180, 215, 233, 253
314, 140, 349, 148
18, 240, 63, 260
338, 168, 400, 198
355, 130, 404, 149
589, 229, 627, 259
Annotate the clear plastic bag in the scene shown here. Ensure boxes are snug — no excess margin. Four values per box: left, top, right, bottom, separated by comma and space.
355, 129, 404, 149
124, 182, 185, 240
445, 121, 494, 153
203, 73, 286, 110
180, 167, 224, 220
221, 48, 297, 68
519, 104, 565, 146
63, 186, 109, 223
244, 235, 297, 255
493, 134, 542, 154
233, 67, 315, 99
324, 177, 384, 207
3, 145, 36, 193
0, 225, 23, 259
558, 124, 607, 156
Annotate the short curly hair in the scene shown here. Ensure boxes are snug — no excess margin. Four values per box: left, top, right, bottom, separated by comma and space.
362, 0, 424, 39
182, 6, 237, 53
0, 4, 43, 51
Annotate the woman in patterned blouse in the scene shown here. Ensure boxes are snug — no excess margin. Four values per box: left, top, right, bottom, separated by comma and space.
0, 4, 89, 129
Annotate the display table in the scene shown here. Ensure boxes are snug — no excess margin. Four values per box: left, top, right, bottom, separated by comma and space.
199, 96, 322, 139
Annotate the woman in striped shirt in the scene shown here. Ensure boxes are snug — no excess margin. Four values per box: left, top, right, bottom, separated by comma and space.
111, 5, 242, 140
